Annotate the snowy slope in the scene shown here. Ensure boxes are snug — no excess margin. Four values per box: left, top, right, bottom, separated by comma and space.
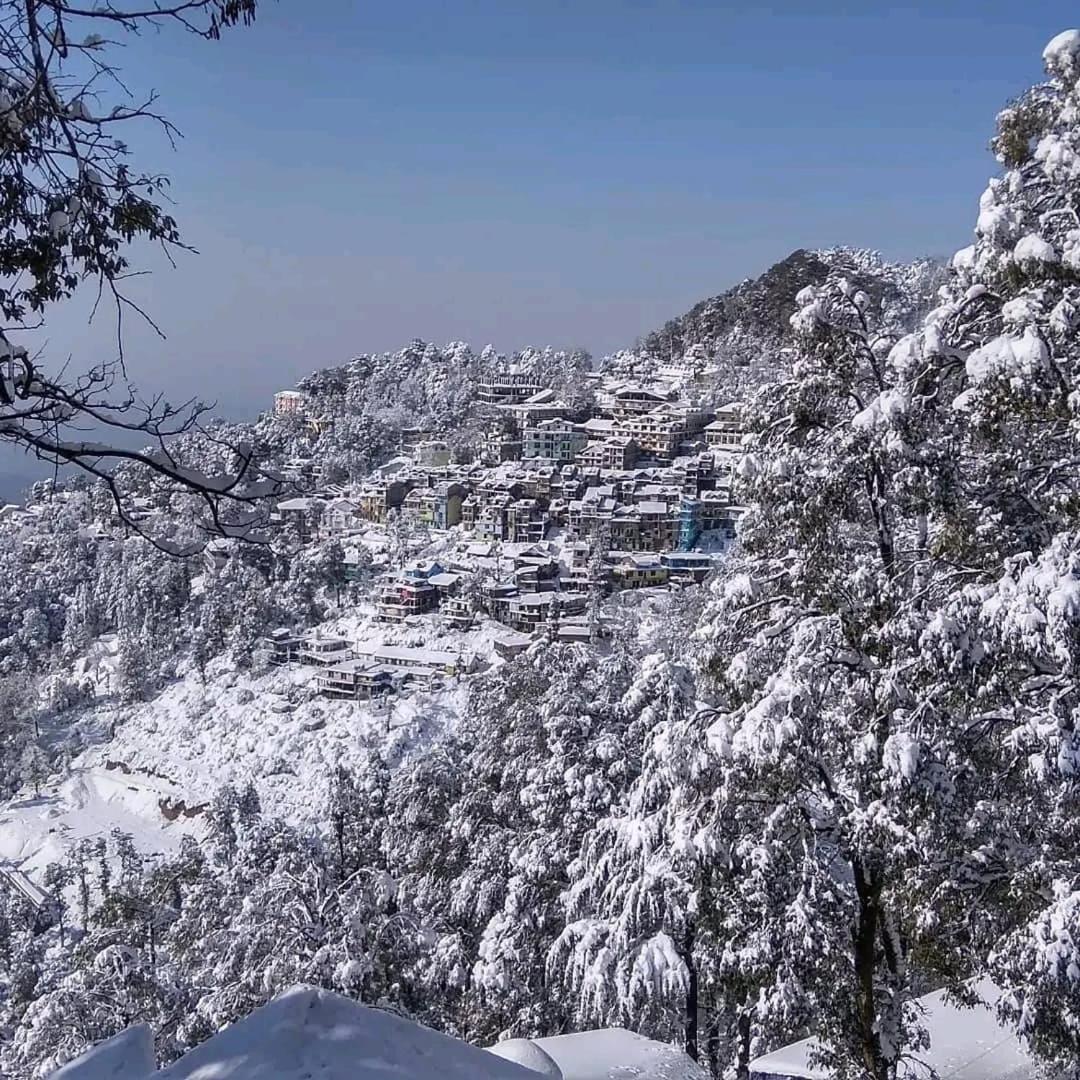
0, 607, 508, 884
152, 986, 538, 1080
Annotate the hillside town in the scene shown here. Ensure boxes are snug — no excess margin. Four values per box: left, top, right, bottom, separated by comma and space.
249, 358, 746, 700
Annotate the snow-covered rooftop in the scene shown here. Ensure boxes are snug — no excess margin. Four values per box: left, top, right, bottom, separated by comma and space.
149, 987, 537, 1080
355, 643, 460, 667
51, 1024, 155, 1079
491, 1029, 709, 1080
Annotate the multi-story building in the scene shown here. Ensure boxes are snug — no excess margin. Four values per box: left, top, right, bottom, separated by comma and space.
522, 419, 588, 462
273, 390, 308, 416
619, 404, 714, 461
661, 551, 715, 584
502, 591, 589, 632
274, 496, 323, 542
298, 634, 354, 667
503, 389, 572, 430
440, 594, 476, 629
611, 386, 671, 419
705, 402, 745, 455
403, 482, 465, 529
477, 371, 545, 405
356, 480, 410, 524
577, 437, 638, 471
374, 578, 439, 622
612, 555, 670, 589
316, 660, 394, 700
568, 486, 618, 537
261, 627, 305, 665
321, 497, 363, 537
506, 499, 549, 544
609, 500, 679, 553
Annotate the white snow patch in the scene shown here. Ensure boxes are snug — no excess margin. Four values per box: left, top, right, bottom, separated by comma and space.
1013, 234, 1058, 266
1043, 29, 1080, 77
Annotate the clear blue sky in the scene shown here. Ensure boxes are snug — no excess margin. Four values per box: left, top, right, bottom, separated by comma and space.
20, 0, 1078, 479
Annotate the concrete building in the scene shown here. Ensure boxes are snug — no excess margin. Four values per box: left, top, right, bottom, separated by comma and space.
611, 555, 670, 589
705, 401, 745, 454
356, 480, 410, 524
298, 634, 354, 667
611, 385, 671, 419
374, 578, 439, 622
273, 390, 308, 416
262, 627, 304, 665
522, 419, 588, 462
316, 660, 394, 701
477, 371, 545, 405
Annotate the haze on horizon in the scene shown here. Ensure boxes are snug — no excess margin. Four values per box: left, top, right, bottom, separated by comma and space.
4, 0, 1076, 495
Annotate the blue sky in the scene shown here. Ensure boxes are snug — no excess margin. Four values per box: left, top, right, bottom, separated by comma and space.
21, 0, 1078, 476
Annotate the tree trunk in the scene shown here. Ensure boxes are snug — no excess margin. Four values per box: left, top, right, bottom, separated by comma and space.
683, 921, 699, 1061
734, 1007, 752, 1080
853, 861, 888, 1080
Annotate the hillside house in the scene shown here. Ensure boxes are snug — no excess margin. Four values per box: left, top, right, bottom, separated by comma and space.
375, 578, 439, 622
316, 660, 394, 701
405, 482, 465, 529
506, 499, 549, 544
522, 418, 588, 462
577, 436, 638, 471
661, 551, 715, 583
274, 497, 323, 542
403, 486, 437, 526
477, 371, 544, 405
440, 594, 477, 629
611, 385, 672, 419
620, 404, 713, 461
503, 591, 588, 632
503, 388, 572, 429
299, 634, 354, 667
322, 497, 363, 538
705, 401, 745, 455
354, 643, 470, 677
356, 480, 410, 524
612, 555, 669, 589
609, 501, 679, 553
273, 390, 308, 416
262, 628, 305, 665
493, 631, 532, 659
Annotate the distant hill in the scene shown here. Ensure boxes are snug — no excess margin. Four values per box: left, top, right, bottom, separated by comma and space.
616, 247, 947, 393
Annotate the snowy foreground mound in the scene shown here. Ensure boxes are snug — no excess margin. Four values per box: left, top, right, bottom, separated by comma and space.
51, 986, 707, 1080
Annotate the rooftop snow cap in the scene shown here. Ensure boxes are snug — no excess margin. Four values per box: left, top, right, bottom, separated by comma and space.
493, 1029, 709, 1080
152, 986, 538, 1080
50, 1024, 155, 1079
488, 1038, 564, 1078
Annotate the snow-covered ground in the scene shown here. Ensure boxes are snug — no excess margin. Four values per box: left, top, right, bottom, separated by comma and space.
0, 606, 513, 889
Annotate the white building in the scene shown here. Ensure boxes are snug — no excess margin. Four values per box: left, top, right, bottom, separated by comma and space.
273, 390, 308, 416
522, 419, 587, 463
